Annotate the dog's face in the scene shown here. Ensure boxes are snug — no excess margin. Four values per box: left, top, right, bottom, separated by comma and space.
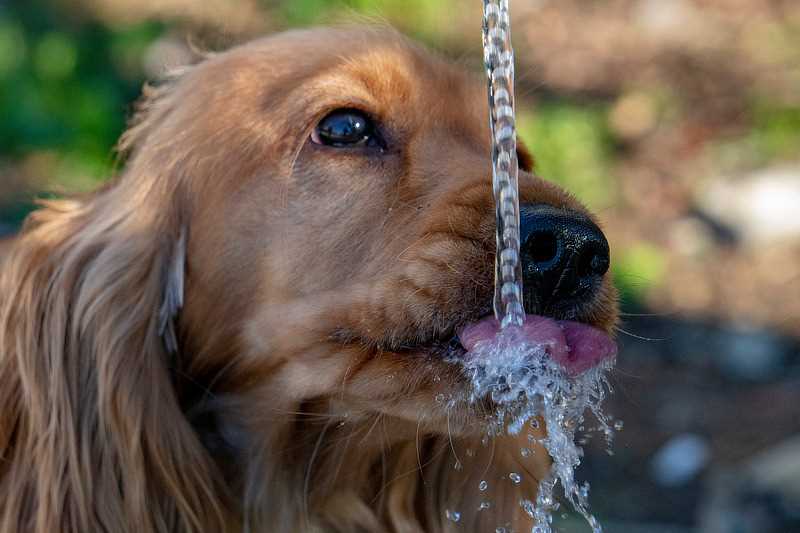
138, 28, 618, 438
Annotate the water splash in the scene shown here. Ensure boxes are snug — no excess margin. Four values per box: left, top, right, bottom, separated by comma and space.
458, 329, 614, 532
483, 0, 525, 329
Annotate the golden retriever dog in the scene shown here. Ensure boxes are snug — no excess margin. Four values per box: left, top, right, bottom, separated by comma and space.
0, 27, 618, 532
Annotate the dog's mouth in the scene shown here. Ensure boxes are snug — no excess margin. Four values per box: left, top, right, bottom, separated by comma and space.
392, 313, 616, 378
457, 314, 616, 376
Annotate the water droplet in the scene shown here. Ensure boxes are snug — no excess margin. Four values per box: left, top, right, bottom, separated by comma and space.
614, 419, 624, 431
509, 472, 521, 484
478, 501, 491, 511
445, 509, 461, 522
520, 447, 532, 457
453, 460, 463, 471
478, 480, 488, 491
520, 498, 535, 518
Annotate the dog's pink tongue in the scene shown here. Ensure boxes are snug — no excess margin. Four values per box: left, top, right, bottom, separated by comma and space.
458, 315, 617, 376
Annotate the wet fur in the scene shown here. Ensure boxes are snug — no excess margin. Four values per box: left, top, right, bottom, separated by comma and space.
0, 27, 617, 532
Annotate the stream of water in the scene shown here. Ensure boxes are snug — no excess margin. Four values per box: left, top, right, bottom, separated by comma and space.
460, 329, 613, 532
478, 2, 613, 531
483, 0, 525, 330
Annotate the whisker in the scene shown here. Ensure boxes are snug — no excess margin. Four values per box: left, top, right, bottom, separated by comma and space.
609, 367, 645, 379
302, 418, 333, 529
479, 435, 497, 485
269, 409, 343, 419
514, 454, 544, 487
378, 415, 389, 512
177, 350, 243, 408
370, 439, 451, 505
339, 360, 355, 401
446, 405, 462, 467
416, 414, 426, 485
359, 413, 384, 446
614, 326, 666, 342
328, 425, 356, 494
395, 233, 433, 261
618, 311, 673, 317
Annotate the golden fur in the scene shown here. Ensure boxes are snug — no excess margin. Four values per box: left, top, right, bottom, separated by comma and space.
0, 27, 617, 532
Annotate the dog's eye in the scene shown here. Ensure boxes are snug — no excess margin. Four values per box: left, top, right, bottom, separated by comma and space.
311, 109, 377, 148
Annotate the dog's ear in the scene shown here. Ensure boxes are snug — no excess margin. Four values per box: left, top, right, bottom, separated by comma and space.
0, 78, 235, 530
0, 198, 233, 532
117, 66, 191, 162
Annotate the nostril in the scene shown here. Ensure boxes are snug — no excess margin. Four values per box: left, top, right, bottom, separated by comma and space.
527, 231, 559, 266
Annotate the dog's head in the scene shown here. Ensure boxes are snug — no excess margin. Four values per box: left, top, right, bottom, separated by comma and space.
151, 26, 618, 417
0, 27, 617, 532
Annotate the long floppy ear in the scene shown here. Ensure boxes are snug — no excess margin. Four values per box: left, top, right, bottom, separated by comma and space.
0, 197, 232, 533
0, 95, 233, 533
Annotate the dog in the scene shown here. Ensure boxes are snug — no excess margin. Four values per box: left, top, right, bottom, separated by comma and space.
0, 26, 618, 532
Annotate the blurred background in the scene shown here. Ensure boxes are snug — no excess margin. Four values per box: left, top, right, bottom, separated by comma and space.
1, 0, 798, 531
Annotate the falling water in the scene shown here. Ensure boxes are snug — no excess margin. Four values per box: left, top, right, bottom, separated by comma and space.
483, 0, 525, 329
459, 330, 613, 532
477, 2, 614, 531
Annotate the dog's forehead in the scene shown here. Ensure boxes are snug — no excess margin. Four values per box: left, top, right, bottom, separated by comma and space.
238, 27, 486, 116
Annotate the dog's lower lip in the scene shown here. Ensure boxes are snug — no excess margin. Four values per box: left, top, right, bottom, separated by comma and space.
457, 314, 617, 376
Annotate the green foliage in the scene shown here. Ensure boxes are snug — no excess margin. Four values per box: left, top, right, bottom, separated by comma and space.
517, 103, 616, 209
280, 0, 457, 42
0, 2, 163, 225
748, 104, 800, 161
714, 102, 800, 170
612, 242, 668, 303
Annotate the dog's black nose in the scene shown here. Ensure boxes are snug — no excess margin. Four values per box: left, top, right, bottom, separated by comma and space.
519, 204, 610, 315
